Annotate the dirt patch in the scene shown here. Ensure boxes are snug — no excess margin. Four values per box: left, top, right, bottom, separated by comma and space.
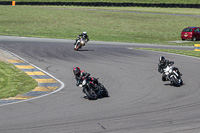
0, 49, 18, 62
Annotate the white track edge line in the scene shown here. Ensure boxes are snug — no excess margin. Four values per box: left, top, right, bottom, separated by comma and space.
0, 48, 65, 107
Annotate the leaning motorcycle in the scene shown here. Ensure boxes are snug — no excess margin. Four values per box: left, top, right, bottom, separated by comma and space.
80, 77, 109, 100
74, 37, 86, 51
163, 65, 183, 86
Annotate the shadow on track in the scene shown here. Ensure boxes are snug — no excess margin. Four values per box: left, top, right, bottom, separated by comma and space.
164, 83, 185, 87
74, 49, 94, 52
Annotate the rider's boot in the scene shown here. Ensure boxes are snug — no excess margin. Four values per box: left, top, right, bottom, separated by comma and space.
162, 75, 166, 81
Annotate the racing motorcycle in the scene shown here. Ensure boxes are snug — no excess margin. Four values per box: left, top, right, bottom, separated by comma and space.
163, 65, 183, 86
74, 37, 86, 51
79, 76, 109, 100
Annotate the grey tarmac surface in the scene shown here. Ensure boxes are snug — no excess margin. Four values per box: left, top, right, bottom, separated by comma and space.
0, 36, 199, 133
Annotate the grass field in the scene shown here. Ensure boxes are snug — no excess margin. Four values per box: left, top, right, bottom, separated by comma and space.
0, 61, 38, 99
1, 6, 200, 46
1, 0, 200, 4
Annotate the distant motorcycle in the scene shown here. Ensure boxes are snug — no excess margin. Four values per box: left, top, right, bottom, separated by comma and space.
74, 37, 86, 51
79, 76, 109, 100
163, 65, 183, 86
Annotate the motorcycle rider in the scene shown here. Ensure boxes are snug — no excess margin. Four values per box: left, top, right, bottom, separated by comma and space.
73, 67, 98, 93
74, 31, 89, 46
158, 56, 182, 81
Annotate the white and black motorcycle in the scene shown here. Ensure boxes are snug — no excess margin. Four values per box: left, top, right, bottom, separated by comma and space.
74, 37, 86, 51
163, 65, 183, 86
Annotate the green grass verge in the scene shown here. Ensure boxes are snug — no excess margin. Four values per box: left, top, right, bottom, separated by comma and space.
134, 48, 200, 58
0, 61, 38, 99
1, 6, 200, 46
2, 0, 200, 4
88, 7, 200, 16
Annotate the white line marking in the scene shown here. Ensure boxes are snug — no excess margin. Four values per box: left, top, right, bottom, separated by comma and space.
0, 48, 65, 107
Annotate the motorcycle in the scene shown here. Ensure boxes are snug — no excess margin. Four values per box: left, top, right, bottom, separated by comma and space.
74, 37, 86, 51
163, 65, 183, 86
79, 77, 109, 100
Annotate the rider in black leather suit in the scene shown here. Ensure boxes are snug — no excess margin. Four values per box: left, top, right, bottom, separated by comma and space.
73, 67, 99, 93
158, 56, 182, 81
74, 31, 89, 45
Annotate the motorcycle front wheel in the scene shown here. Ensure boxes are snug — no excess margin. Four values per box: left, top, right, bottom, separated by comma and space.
100, 85, 109, 97
74, 43, 81, 51
84, 88, 98, 100
171, 76, 181, 87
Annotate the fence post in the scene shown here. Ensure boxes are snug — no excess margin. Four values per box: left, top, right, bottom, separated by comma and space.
12, 1, 15, 6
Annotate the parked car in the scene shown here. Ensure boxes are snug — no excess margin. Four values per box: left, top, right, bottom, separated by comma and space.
181, 27, 200, 41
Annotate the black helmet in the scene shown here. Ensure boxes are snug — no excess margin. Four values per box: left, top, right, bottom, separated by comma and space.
73, 67, 80, 76
159, 56, 166, 65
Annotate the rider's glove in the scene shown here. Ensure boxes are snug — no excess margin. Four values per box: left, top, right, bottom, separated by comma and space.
86, 73, 90, 77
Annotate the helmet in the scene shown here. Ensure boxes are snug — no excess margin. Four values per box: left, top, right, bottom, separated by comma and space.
83, 31, 87, 34
73, 67, 80, 76
159, 56, 166, 65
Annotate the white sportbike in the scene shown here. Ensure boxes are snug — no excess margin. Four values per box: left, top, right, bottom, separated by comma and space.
163, 65, 183, 86
74, 37, 86, 51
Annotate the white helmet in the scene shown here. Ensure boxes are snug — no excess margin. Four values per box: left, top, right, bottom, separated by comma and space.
83, 31, 87, 34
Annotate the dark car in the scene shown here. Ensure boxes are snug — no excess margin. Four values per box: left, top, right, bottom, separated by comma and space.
181, 27, 200, 41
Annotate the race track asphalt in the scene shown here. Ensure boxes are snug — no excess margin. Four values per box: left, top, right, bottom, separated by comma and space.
0, 36, 199, 133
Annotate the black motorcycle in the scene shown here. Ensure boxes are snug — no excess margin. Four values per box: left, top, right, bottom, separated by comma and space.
81, 77, 109, 100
